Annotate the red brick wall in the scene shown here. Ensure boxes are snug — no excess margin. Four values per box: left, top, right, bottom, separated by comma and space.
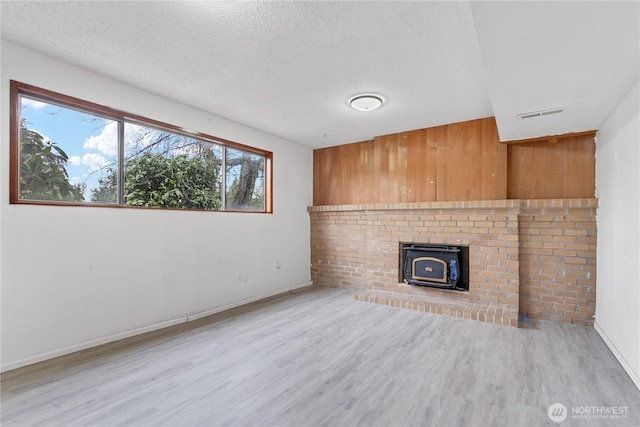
309, 211, 371, 289
518, 199, 597, 326
310, 200, 522, 311
309, 198, 597, 326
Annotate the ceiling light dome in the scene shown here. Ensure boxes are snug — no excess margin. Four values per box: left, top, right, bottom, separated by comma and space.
349, 94, 384, 111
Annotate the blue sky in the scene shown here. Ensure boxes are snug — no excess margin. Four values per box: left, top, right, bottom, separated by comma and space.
21, 96, 117, 201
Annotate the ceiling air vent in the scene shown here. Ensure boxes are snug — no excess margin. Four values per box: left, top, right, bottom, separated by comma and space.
517, 107, 564, 120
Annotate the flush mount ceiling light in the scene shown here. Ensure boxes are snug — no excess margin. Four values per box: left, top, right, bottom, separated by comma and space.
349, 94, 384, 111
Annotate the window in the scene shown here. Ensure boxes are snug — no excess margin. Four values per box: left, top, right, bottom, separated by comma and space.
10, 81, 272, 212
225, 147, 265, 210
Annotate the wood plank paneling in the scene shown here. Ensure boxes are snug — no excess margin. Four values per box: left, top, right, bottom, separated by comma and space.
371, 132, 410, 203
483, 117, 507, 200
397, 133, 408, 202
312, 117, 593, 205
313, 140, 371, 205
435, 125, 450, 201
507, 133, 596, 199
407, 128, 438, 203
438, 118, 507, 201
406, 131, 419, 203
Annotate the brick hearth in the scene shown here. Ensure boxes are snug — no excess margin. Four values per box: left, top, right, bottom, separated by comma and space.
354, 288, 519, 327
309, 199, 597, 327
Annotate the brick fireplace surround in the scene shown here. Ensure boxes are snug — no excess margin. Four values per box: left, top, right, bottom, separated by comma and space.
309, 199, 597, 328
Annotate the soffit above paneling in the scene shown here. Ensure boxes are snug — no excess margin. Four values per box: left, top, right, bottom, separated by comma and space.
469, 1, 639, 142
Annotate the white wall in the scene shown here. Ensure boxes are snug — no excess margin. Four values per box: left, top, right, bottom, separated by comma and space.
595, 79, 640, 390
0, 41, 313, 371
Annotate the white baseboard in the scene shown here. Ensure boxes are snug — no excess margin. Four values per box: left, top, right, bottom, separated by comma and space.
595, 321, 640, 391
1, 281, 314, 373
0, 316, 187, 373
187, 281, 313, 321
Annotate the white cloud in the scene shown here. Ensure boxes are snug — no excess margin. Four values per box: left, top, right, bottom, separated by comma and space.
83, 122, 165, 158
83, 121, 118, 156
22, 98, 47, 109
82, 153, 109, 172
123, 123, 161, 155
82, 121, 204, 160
30, 129, 52, 144
68, 156, 82, 166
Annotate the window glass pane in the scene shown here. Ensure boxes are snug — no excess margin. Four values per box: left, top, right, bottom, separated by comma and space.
19, 96, 118, 203
225, 147, 265, 210
13, 83, 271, 212
123, 123, 222, 210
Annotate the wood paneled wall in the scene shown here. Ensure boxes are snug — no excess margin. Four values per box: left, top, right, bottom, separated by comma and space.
507, 133, 596, 199
313, 117, 507, 205
313, 117, 596, 205
313, 140, 372, 206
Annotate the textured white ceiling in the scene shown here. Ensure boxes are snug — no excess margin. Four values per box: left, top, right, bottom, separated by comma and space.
1, 1, 638, 148
470, 1, 640, 142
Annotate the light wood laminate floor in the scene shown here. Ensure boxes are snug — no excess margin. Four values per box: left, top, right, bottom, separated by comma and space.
2, 286, 639, 427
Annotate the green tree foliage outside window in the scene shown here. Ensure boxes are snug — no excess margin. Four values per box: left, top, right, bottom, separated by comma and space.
91, 151, 222, 210
19, 119, 84, 202
126, 152, 221, 209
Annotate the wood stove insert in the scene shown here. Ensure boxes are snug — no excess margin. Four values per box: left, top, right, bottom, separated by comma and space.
400, 243, 469, 290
